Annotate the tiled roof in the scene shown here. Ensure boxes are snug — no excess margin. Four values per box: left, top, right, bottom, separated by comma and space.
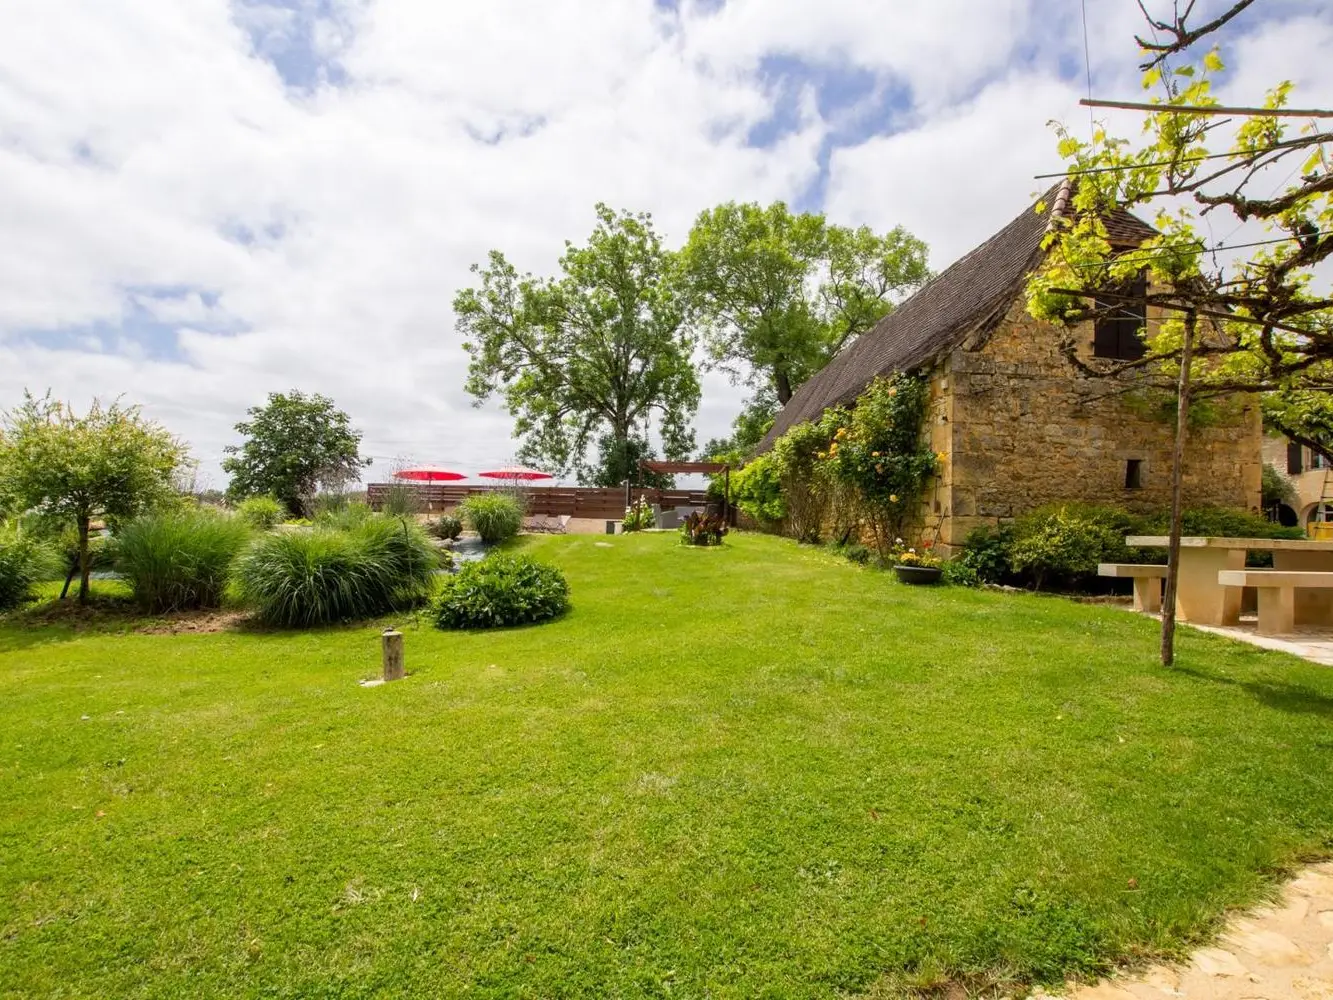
756, 180, 1157, 451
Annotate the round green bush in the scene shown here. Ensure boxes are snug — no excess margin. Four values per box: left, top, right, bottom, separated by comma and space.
0, 524, 44, 610
115, 509, 252, 613
459, 494, 524, 543
433, 554, 569, 630
236, 495, 285, 531
428, 514, 463, 541
235, 515, 436, 627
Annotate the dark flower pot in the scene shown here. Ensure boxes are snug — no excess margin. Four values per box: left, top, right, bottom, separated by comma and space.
895, 564, 942, 585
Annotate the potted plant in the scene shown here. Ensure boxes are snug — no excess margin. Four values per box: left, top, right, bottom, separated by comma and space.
893, 540, 942, 584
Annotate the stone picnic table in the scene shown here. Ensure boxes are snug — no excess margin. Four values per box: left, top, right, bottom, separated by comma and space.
1125, 535, 1333, 627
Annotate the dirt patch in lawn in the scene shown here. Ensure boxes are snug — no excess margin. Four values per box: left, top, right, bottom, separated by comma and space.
134, 610, 250, 634
10, 599, 250, 635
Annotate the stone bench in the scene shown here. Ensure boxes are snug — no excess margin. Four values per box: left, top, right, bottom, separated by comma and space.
1217, 570, 1333, 636
1098, 563, 1168, 613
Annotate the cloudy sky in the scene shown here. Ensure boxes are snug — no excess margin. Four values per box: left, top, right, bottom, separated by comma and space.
3, 0, 1330, 489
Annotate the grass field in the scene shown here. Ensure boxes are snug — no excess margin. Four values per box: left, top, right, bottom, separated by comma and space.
2, 532, 1332, 999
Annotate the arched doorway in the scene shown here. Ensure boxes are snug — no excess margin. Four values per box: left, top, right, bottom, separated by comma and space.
1267, 502, 1299, 527
1304, 503, 1333, 526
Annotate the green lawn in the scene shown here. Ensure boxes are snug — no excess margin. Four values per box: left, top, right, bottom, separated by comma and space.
2, 533, 1332, 999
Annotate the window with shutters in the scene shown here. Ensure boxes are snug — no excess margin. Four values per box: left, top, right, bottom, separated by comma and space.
1288, 441, 1305, 475
1093, 273, 1149, 361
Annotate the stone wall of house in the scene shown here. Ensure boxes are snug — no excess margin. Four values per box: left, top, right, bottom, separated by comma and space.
938, 296, 1263, 548
1262, 433, 1331, 525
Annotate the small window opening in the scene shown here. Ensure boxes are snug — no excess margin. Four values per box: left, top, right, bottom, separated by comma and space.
1124, 459, 1144, 490
1093, 273, 1149, 361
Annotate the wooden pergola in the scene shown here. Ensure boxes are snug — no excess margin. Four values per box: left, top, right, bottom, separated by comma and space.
637, 461, 731, 519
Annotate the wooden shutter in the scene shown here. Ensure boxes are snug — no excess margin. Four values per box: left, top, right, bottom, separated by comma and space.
1288, 441, 1304, 475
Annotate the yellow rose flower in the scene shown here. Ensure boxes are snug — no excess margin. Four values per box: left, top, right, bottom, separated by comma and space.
935, 451, 946, 463
890, 494, 899, 503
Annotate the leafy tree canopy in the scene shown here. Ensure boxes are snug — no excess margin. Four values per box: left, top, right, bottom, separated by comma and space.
1023, 0, 1331, 664
0, 391, 187, 603
1025, 5, 1332, 403
222, 391, 370, 516
455, 204, 699, 483
680, 201, 931, 405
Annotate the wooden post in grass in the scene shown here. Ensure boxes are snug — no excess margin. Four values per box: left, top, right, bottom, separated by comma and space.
382, 629, 405, 681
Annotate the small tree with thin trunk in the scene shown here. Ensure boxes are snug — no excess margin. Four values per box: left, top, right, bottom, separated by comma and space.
1025, 0, 1333, 665
0, 392, 187, 604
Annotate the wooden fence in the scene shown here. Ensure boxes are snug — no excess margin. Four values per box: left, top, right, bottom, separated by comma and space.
365, 483, 712, 520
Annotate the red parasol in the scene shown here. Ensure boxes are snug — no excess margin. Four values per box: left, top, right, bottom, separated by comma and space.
393, 466, 467, 482
478, 465, 554, 482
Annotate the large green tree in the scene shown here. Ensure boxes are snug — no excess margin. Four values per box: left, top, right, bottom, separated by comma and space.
0, 392, 187, 604
1025, 0, 1332, 664
455, 204, 700, 483
680, 202, 931, 406
222, 391, 370, 516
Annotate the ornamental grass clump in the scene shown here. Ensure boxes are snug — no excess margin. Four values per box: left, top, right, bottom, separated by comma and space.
433, 554, 569, 630
459, 494, 524, 543
235, 515, 436, 627
115, 509, 252, 613
0, 523, 46, 611
236, 495, 284, 531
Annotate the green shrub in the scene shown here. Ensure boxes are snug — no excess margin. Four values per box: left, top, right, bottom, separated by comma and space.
0, 523, 44, 610
236, 495, 284, 531
822, 374, 937, 549
831, 541, 872, 565
235, 516, 437, 627
940, 559, 980, 587
115, 509, 252, 613
1008, 505, 1127, 590
428, 514, 463, 541
1138, 506, 1305, 541
460, 494, 524, 543
433, 555, 569, 630
958, 525, 1015, 584
731, 454, 785, 528
957, 502, 1304, 592
770, 419, 838, 543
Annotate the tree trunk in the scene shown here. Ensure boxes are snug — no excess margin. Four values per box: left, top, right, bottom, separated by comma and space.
775, 368, 793, 405
76, 515, 92, 606
1160, 310, 1197, 667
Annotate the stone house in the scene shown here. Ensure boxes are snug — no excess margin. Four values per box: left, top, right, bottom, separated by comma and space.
1262, 435, 1333, 529
757, 181, 1263, 549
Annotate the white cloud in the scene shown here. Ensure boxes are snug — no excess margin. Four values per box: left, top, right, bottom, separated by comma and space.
0, 0, 1325, 487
